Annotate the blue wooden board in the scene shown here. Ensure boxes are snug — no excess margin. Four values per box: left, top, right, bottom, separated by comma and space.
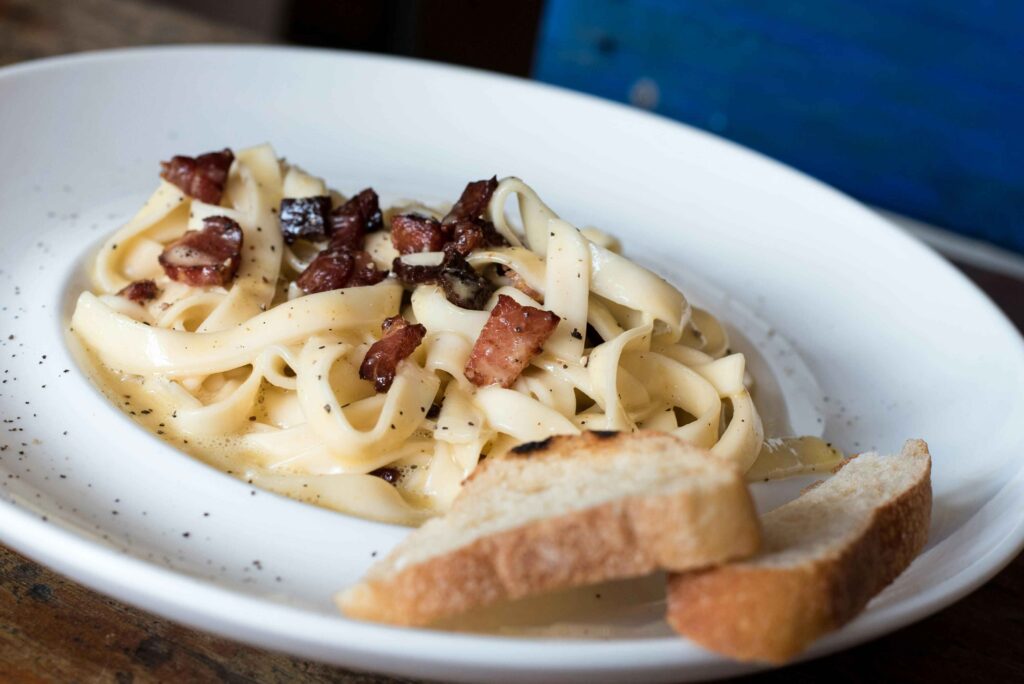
533, 0, 1024, 252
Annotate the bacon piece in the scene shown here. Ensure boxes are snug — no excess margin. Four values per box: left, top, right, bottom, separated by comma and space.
348, 251, 389, 286
296, 248, 387, 294
391, 214, 447, 254
447, 220, 483, 256
348, 188, 384, 232
391, 178, 504, 258
391, 250, 494, 310
280, 195, 332, 244
479, 219, 509, 247
296, 249, 351, 294
465, 294, 560, 388
329, 188, 383, 250
116, 279, 160, 303
446, 217, 509, 256
327, 219, 364, 251
158, 216, 243, 287
391, 255, 443, 286
159, 149, 234, 205
443, 176, 498, 225
359, 316, 427, 392
438, 250, 495, 310
440, 176, 506, 256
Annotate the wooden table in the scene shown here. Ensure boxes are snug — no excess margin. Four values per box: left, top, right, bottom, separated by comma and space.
1, 2, 1022, 681
10, 533, 1015, 684
0, 0, 260, 68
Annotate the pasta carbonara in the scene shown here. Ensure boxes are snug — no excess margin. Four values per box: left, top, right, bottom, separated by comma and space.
70, 144, 839, 525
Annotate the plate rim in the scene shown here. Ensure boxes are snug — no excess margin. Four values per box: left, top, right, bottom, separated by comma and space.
2, 44, 1024, 681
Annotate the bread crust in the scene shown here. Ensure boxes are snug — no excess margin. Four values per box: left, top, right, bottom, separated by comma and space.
666, 439, 932, 663
338, 431, 761, 626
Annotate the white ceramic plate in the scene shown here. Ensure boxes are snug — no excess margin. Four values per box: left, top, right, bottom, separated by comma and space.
1, 47, 1022, 683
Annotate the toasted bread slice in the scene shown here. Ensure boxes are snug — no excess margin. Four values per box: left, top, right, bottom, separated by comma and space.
337, 431, 761, 626
666, 439, 932, 663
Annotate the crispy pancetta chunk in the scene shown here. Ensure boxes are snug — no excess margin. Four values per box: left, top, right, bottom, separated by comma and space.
296, 249, 351, 294
442, 176, 498, 225
359, 316, 427, 392
391, 250, 494, 310
330, 188, 382, 250
296, 248, 387, 294
446, 217, 508, 256
391, 255, 443, 286
280, 195, 332, 244
438, 250, 495, 310
479, 220, 510, 247
158, 216, 243, 287
391, 214, 447, 254
116, 279, 160, 303
347, 250, 389, 286
159, 149, 234, 205
464, 294, 559, 388
327, 218, 364, 251
447, 221, 484, 256
390, 179, 505, 258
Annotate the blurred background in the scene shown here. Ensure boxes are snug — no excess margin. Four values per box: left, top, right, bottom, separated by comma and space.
1, 0, 1021, 266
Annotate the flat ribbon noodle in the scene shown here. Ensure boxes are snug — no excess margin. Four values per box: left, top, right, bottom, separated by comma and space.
72, 161, 776, 526
72, 284, 402, 376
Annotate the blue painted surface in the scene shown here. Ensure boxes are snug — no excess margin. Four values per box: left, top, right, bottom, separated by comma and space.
533, 0, 1024, 252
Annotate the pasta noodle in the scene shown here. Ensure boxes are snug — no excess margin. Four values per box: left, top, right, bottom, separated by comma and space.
70, 144, 836, 526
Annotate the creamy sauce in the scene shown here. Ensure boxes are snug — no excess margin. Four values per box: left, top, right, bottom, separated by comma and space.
69, 147, 841, 530
72, 326, 840, 526
746, 435, 843, 482
71, 339, 430, 525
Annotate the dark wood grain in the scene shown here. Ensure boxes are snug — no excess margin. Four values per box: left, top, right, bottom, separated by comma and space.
1, 534, 1022, 682
0, 545, 419, 683
0, 0, 262, 68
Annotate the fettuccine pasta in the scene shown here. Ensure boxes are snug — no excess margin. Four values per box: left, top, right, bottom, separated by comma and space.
70, 144, 838, 525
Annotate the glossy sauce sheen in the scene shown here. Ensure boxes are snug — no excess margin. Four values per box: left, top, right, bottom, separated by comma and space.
69, 144, 835, 527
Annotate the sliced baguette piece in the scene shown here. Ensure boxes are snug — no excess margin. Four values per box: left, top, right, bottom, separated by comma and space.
666, 439, 932, 664
337, 430, 761, 626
